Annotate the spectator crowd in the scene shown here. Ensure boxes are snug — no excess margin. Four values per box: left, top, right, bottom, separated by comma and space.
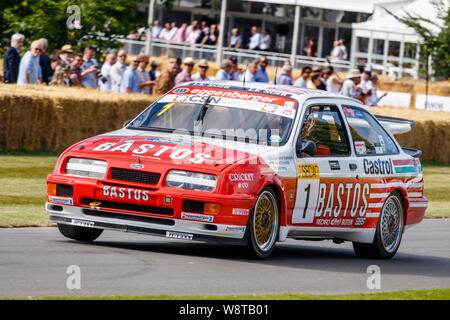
2, 32, 385, 106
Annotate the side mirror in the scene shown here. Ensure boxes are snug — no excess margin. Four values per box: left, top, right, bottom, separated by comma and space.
123, 119, 132, 128
296, 140, 317, 157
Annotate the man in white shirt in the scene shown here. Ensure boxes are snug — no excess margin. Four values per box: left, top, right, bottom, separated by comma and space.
259, 29, 271, 51
248, 26, 262, 50
366, 73, 387, 106
152, 20, 163, 39
158, 23, 172, 41
110, 49, 127, 93
99, 52, 116, 92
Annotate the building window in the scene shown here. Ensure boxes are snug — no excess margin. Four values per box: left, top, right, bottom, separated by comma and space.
357, 37, 369, 53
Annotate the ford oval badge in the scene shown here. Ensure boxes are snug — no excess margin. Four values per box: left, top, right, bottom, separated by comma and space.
130, 163, 144, 170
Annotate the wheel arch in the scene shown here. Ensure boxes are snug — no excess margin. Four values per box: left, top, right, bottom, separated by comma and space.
392, 187, 408, 225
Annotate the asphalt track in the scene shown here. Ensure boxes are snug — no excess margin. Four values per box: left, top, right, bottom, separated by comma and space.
0, 219, 449, 298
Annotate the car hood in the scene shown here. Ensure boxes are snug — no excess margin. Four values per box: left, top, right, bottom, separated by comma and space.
65, 129, 273, 172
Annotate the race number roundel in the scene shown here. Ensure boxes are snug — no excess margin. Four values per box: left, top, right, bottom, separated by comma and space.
292, 163, 320, 223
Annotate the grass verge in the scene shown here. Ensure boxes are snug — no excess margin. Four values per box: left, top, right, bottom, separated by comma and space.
0, 156, 448, 227
4, 289, 450, 300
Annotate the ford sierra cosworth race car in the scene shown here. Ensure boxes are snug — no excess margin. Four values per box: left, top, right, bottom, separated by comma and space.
46, 81, 427, 259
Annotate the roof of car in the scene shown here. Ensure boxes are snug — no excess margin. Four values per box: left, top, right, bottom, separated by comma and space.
176, 80, 362, 106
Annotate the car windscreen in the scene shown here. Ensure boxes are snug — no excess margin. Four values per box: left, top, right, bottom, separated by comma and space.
128, 100, 296, 146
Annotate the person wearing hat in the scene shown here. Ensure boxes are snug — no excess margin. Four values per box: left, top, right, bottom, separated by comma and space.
153, 59, 178, 96
275, 65, 293, 85
340, 69, 364, 100
59, 44, 74, 70
174, 57, 195, 85
192, 59, 210, 81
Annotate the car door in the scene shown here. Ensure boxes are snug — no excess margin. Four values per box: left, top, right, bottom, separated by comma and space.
340, 104, 402, 226
291, 103, 357, 227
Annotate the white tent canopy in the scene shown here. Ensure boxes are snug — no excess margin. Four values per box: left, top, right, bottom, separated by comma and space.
353, 0, 446, 42
247, 0, 408, 13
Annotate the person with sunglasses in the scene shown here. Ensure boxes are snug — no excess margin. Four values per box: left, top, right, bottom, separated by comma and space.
120, 56, 140, 94
293, 66, 312, 88
17, 40, 43, 85
191, 59, 210, 81
174, 57, 195, 85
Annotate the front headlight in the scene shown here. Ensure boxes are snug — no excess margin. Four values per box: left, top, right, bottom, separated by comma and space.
165, 170, 216, 191
65, 158, 107, 179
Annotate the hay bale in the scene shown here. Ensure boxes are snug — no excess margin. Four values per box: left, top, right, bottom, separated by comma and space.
1, 84, 450, 163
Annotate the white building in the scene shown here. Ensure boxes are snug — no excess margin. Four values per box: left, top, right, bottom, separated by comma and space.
126, 0, 446, 77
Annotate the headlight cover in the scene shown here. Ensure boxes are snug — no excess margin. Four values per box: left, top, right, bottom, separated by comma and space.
65, 158, 107, 179
165, 170, 216, 191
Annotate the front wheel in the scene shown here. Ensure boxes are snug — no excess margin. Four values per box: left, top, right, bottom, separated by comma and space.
353, 191, 404, 259
246, 187, 280, 259
57, 223, 103, 242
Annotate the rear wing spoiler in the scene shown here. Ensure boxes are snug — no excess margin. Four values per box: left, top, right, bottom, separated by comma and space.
375, 115, 415, 135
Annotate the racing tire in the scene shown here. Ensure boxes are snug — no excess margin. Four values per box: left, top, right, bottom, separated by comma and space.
57, 223, 103, 242
246, 187, 280, 259
353, 191, 404, 259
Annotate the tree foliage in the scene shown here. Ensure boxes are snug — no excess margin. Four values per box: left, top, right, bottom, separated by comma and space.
1, 0, 144, 56
386, 0, 450, 79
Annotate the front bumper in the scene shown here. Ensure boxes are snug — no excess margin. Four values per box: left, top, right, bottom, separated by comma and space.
47, 203, 249, 245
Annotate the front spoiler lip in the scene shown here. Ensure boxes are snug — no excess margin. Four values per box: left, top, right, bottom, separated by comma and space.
47, 204, 248, 246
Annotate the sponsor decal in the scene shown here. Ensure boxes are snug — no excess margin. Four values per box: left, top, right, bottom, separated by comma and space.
172, 87, 189, 94
392, 159, 417, 174
71, 219, 95, 228
315, 182, 370, 219
145, 137, 192, 146
166, 231, 193, 240
269, 135, 282, 143
102, 186, 150, 202
232, 208, 250, 216
130, 163, 144, 169
354, 141, 367, 155
181, 212, 214, 222
49, 196, 73, 205
92, 142, 210, 164
162, 86, 298, 119
296, 163, 320, 179
228, 173, 254, 182
363, 158, 394, 175
163, 196, 173, 206
225, 226, 246, 233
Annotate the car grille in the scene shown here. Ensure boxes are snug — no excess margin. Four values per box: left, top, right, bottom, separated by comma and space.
110, 168, 161, 185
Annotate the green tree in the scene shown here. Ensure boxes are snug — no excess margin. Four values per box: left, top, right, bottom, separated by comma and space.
2, 0, 144, 56
386, 0, 450, 79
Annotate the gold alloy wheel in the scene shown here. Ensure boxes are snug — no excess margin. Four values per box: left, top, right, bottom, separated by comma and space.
253, 191, 279, 252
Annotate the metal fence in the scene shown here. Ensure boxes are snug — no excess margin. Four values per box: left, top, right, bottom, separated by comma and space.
120, 38, 353, 72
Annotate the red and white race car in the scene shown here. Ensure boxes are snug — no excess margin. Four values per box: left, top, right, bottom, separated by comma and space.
46, 81, 427, 259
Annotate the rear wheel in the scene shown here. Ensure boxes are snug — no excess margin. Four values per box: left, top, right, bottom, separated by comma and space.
246, 187, 279, 259
353, 191, 404, 259
57, 223, 103, 242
